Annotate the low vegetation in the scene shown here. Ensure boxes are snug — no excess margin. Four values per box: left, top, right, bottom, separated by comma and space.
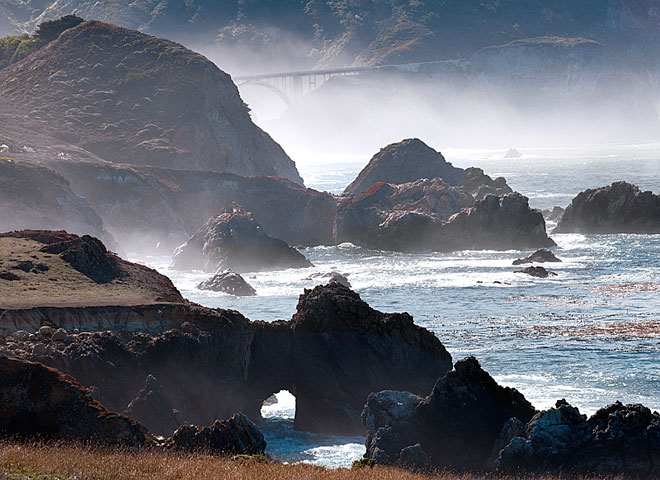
0, 441, 623, 480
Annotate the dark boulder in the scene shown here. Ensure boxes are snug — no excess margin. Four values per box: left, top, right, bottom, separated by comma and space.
124, 374, 182, 437
343, 138, 466, 196
497, 400, 660, 479
513, 248, 562, 265
169, 413, 266, 455
197, 270, 257, 296
363, 357, 537, 471
171, 207, 312, 273
554, 181, 660, 234
514, 266, 557, 278
0, 355, 152, 447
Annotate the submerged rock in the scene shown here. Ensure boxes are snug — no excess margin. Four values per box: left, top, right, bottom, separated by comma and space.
514, 266, 557, 278
554, 181, 660, 234
169, 413, 266, 455
344, 138, 466, 196
0, 355, 151, 446
362, 357, 536, 470
171, 207, 312, 273
197, 270, 257, 296
497, 400, 660, 479
513, 248, 562, 265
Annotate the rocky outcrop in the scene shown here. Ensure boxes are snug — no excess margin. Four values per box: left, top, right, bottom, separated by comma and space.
0, 20, 303, 184
304, 271, 351, 288
197, 270, 257, 296
0, 231, 184, 306
1, 283, 451, 437
497, 400, 660, 479
439, 193, 555, 251
124, 374, 181, 437
171, 207, 312, 273
461, 167, 513, 201
363, 357, 537, 470
168, 413, 266, 455
344, 139, 466, 196
514, 266, 557, 278
513, 248, 562, 265
0, 355, 151, 446
554, 182, 660, 234
0, 159, 113, 246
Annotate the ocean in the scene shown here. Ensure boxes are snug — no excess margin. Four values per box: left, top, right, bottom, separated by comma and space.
132, 142, 660, 468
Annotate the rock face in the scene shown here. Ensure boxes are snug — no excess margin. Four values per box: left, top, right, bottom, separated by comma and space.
439, 193, 556, 251
169, 413, 266, 455
197, 270, 257, 296
124, 374, 181, 437
497, 399, 660, 479
171, 207, 312, 273
0, 355, 151, 446
0, 20, 303, 184
513, 248, 562, 265
363, 357, 537, 470
514, 266, 557, 278
554, 181, 660, 234
461, 167, 513, 201
0, 159, 111, 245
344, 139, 466, 196
0, 283, 452, 437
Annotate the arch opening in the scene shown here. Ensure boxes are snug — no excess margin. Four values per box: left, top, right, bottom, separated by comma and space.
260, 389, 296, 420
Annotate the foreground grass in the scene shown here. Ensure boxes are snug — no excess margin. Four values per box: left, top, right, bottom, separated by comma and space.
0, 442, 621, 480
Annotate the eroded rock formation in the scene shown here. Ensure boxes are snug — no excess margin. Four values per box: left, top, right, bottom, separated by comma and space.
171, 207, 312, 273
554, 181, 660, 234
0, 283, 452, 437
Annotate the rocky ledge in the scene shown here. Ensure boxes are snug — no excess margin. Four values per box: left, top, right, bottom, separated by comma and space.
554, 181, 660, 234
171, 207, 312, 273
1, 283, 451, 437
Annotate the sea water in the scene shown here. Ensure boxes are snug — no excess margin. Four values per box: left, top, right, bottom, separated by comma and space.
132, 143, 660, 468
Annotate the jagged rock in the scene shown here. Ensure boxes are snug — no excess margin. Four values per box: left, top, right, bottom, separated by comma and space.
1, 284, 452, 437
497, 400, 660, 479
554, 181, 660, 234
169, 413, 266, 455
542, 206, 565, 222
0, 355, 151, 446
171, 207, 312, 273
440, 193, 555, 251
363, 357, 536, 470
461, 167, 513, 201
263, 394, 278, 406
514, 266, 557, 278
513, 248, 562, 265
197, 270, 257, 296
124, 374, 181, 437
344, 138, 466, 196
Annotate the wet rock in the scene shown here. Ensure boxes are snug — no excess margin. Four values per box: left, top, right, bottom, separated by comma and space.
363, 357, 536, 470
514, 266, 557, 278
344, 138, 466, 196
497, 400, 660, 479
0, 356, 151, 446
305, 271, 351, 288
197, 270, 257, 296
554, 181, 660, 234
513, 248, 562, 265
171, 207, 312, 273
169, 413, 266, 455
124, 374, 181, 437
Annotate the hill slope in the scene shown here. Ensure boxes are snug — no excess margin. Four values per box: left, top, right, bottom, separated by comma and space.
0, 20, 303, 184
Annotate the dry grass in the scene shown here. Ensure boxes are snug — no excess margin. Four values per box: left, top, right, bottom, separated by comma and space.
0, 441, 620, 480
